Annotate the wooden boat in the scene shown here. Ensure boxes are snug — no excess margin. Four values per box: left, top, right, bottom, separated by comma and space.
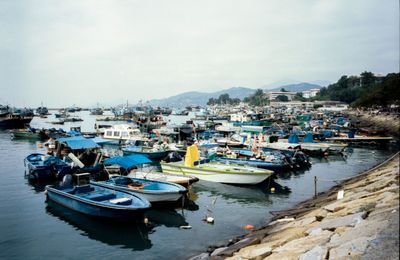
45, 173, 151, 219
36, 106, 49, 116
93, 176, 187, 203
160, 145, 273, 185
0, 114, 33, 129
24, 153, 73, 180
11, 127, 48, 140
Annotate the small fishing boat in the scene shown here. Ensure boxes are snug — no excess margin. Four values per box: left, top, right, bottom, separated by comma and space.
122, 141, 170, 160
11, 127, 48, 140
103, 154, 199, 188
36, 105, 49, 116
90, 107, 104, 115
45, 173, 151, 219
161, 145, 273, 185
24, 153, 73, 180
93, 176, 187, 203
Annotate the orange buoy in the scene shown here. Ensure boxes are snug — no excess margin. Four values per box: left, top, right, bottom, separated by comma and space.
244, 224, 254, 230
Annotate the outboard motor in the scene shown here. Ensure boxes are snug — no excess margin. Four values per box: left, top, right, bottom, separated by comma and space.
163, 151, 183, 163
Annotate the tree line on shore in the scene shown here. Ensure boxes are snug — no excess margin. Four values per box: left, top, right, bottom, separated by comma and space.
207, 72, 399, 108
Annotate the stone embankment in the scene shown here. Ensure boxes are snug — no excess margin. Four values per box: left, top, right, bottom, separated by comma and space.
190, 153, 399, 260
345, 110, 400, 138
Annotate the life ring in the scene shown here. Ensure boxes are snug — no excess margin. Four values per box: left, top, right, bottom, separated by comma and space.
127, 183, 144, 190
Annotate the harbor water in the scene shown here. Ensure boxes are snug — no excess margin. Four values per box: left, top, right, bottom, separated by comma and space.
0, 111, 395, 260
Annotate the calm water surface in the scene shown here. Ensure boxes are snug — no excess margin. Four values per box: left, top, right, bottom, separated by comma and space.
0, 111, 395, 259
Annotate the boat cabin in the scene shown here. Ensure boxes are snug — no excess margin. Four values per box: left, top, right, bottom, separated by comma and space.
103, 124, 144, 141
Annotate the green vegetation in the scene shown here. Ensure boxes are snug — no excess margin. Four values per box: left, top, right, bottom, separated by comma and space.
293, 92, 307, 102
207, 93, 241, 105
315, 72, 399, 107
243, 89, 269, 106
275, 95, 289, 102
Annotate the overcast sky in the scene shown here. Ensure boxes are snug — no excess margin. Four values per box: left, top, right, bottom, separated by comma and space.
0, 0, 398, 107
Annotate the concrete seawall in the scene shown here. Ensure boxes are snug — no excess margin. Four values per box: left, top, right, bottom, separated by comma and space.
190, 153, 399, 260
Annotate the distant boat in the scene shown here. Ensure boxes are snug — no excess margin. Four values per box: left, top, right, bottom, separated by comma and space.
161, 145, 273, 185
36, 106, 49, 116
102, 124, 148, 143
90, 107, 104, 115
45, 173, 151, 219
93, 176, 187, 203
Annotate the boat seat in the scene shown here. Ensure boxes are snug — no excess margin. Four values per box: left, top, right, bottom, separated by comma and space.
73, 185, 94, 194
85, 192, 116, 201
109, 197, 132, 205
194, 159, 210, 166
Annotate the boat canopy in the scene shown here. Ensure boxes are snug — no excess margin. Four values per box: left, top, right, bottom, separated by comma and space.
103, 154, 152, 170
57, 136, 100, 150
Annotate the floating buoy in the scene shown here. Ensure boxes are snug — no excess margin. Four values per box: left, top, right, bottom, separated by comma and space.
270, 187, 275, 193
206, 217, 214, 224
244, 224, 254, 230
180, 225, 192, 229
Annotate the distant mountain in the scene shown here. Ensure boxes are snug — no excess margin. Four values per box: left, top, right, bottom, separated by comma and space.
266, 82, 322, 92
149, 82, 325, 107
309, 80, 331, 87
149, 87, 256, 107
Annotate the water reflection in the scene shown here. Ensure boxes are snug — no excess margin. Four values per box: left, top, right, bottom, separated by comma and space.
46, 200, 153, 250
146, 209, 188, 228
192, 179, 291, 203
25, 177, 54, 193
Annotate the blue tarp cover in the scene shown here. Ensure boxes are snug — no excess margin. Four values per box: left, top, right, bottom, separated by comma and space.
288, 134, 299, 144
303, 133, 314, 143
103, 154, 152, 169
57, 136, 100, 150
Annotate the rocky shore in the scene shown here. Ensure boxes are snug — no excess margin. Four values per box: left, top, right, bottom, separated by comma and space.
189, 153, 399, 260
345, 110, 400, 138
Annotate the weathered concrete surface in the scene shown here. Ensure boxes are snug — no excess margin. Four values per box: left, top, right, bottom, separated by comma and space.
191, 153, 399, 260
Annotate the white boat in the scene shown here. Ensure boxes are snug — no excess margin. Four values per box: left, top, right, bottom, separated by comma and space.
128, 171, 198, 188
102, 124, 148, 142
93, 176, 187, 203
160, 145, 273, 185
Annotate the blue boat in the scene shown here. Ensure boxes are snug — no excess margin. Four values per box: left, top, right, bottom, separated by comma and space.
93, 176, 187, 203
45, 173, 151, 219
215, 157, 290, 171
213, 148, 292, 171
24, 153, 73, 180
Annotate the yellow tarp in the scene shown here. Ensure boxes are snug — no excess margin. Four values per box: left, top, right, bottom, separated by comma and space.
184, 145, 200, 167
